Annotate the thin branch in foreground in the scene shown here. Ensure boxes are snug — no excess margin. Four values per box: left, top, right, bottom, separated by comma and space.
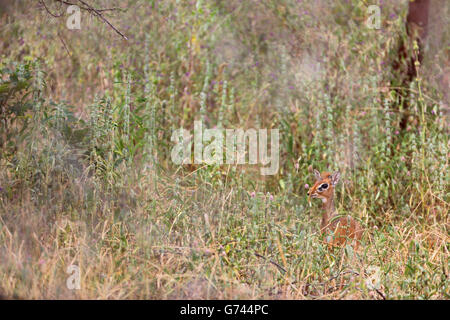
39, 0, 64, 18
77, 0, 128, 40
57, 32, 71, 56
254, 252, 287, 274
46, 0, 128, 40
54, 0, 124, 12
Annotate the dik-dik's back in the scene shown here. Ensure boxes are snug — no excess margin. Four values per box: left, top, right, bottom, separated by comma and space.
307, 170, 363, 250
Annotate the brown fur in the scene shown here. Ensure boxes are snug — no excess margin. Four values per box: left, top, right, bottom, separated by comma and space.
307, 170, 363, 250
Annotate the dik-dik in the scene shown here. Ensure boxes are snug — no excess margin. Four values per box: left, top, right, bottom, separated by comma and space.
307, 170, 363, 250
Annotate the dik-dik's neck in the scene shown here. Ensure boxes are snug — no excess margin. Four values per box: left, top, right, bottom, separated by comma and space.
320, 196, 336, 231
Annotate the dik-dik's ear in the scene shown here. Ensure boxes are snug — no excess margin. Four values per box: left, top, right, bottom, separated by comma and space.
331, 171, 341, 186
314, 169, 321, 181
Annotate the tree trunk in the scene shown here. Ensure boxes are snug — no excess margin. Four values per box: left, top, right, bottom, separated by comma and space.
393, 0, 430, 131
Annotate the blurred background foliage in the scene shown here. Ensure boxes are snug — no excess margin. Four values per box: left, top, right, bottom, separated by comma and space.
0, 0, 448, 299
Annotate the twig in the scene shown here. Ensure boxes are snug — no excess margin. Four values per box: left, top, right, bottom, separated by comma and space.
53, 0, 123, 12
77, 0, 128, 40
254, 252, 287, 274
39, 0, 64, 17
57, 32, 71, 57
374, 287, 386, 300
46, 0, 128, 40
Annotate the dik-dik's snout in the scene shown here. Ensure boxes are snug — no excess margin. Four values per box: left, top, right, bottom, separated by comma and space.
307, 185, 318, 204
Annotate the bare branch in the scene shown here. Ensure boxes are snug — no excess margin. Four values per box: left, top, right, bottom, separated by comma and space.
57, 31, 71, 57
41, 0, 128, 40
39, 0, 64, 18
76, 0, 128, 40
53, 0, 124, 12
254, 252, 287, 274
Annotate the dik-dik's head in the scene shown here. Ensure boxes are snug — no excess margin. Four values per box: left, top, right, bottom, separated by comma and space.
307, 170, 340, 204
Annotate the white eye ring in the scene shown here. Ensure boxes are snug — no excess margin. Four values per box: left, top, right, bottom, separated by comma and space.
318, 183, 329, 191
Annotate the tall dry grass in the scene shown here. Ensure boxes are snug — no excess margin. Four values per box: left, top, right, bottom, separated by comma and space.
0, 0, 448, 299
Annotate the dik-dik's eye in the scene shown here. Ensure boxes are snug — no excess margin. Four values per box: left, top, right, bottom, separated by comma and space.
318, 183, 328, 191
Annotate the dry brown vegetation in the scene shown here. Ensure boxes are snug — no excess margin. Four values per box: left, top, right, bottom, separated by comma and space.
0, 0, 448, 299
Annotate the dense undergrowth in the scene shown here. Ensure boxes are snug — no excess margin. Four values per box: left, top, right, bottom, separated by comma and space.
0, 0, 448, 299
